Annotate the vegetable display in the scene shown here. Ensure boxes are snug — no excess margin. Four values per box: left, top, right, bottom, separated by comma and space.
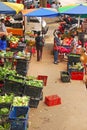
0, 94, 14, 104
0, 67, 16, 81
25, 79, 43, 88
12, 96, 30, 106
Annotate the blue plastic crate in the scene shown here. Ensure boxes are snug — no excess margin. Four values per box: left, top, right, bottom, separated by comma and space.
9, 106, 29, 120
9, 106, 29, 130
10, 120, 28, 130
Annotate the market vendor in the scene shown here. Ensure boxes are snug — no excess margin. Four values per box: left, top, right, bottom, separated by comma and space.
0, 35, 7, 51
0, 17, 8, 36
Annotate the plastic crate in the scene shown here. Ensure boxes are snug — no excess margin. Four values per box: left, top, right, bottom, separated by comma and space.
16, 59, 29, 68
71, 71, 84, 80
0, 94, 14, 109
37, 75, 48, 86
61, 71, 70, 82
9, 106, 29, 120
68, 53, 81, 64
9, 106, 29, 130
45, 95, 61, 106
29, 97, 40, 108
10, 120, 28, 130
67, 63, 84, 73
16, 70, 27, 76
24, 84, 43, 98
4, 75, 25, 96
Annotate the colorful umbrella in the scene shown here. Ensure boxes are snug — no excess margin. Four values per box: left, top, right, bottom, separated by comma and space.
0, 2, 24, 14
58, 3, 87, 27
58, 3, 87, 16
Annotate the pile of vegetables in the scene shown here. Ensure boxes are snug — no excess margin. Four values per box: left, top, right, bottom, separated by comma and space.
0, 122, 10, 130
68, 62, 84, 71
0, 108, 9, 115
0, 94, 14, 104
25, 79, 43, 88
12, 96, 30, 106
0, 67, 16, 81
7, 75, 25, 83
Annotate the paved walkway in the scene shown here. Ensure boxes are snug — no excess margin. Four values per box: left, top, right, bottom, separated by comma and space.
26, 19, 87, 130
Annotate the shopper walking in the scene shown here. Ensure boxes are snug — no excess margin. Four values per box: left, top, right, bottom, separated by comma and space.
35, 31, 44, 61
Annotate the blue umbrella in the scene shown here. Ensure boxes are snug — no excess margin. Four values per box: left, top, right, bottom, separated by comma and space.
23, 8, 59, 17
23, 8, 60, 36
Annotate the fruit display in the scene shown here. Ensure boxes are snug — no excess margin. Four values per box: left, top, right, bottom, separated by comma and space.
8, 36, 19, 44
25, 31, 35, 37
12, 96, 30, 106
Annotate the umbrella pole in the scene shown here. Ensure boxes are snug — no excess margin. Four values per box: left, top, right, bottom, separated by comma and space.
41, 17, 43, 37
78, 16, 80, 28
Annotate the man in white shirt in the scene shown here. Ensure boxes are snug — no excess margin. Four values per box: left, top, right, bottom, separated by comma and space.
0, 18, 7, 33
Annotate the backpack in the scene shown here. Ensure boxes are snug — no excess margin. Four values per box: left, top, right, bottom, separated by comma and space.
39, 37, 44, 46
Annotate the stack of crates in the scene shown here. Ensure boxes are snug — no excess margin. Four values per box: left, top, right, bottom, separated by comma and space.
67, 53, 84, 80
9, 106, 29, 130
0, 94, 14, 130
16, 59, 30, 76
24, 78, 43, 108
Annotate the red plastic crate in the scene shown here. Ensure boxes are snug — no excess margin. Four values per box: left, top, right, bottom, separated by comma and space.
37, 75, 48, 86
45, 95, 61, 106
71, 71, 84, 80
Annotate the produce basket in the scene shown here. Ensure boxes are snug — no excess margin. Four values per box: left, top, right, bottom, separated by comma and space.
9, 106, 29, 120
29, 97, 40, 108
0, 118, 10, 129
37, 75, 48, 86
12, 96, 30, 107
4, 74, 25, 96
60, 71, 70, 82
70, 71, 84, 80
16, 70, 27, 76
16, 59, 29, 71
0, 93, 14, 108
67, 53, 81, 64
24, 79, 43, 98
9, 106, 29, 130
67, 62, 84, 73
0, 106, 11, 118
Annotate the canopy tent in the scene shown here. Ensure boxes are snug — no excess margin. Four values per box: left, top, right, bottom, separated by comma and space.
58, 3, 87, 27
0, 2, 24, 14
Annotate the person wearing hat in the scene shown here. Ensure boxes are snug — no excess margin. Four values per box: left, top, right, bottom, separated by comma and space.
53, 29, 61, 64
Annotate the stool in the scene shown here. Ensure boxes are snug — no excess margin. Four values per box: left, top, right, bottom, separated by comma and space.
45, 95, 61, 106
